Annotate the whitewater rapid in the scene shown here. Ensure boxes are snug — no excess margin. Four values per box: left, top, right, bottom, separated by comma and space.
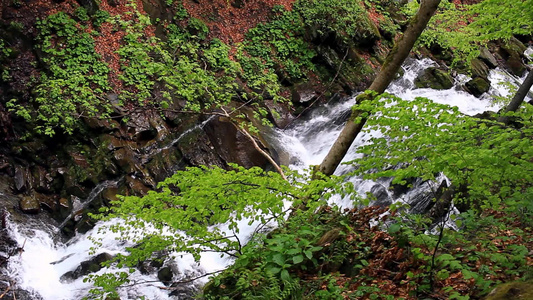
5, 56, 531, 299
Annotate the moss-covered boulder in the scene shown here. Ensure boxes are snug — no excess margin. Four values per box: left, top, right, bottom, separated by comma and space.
465, 77, 490, 97
470, 58, 490, 78
484, 280, 533, 300
414, 67, 454, 90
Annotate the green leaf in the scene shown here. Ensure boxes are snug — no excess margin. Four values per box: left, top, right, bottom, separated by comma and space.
267, 266, 281, 275
287, 248, 301, 255
272, 253, 286, 266
280, 269, 291, 281
292, 255, 304, 264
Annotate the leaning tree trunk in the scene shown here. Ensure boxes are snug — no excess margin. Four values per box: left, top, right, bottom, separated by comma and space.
317, 0, 442, 176
498, 67, 533, 125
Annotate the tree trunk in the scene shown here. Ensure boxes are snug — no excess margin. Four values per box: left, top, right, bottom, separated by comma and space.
317, 0, 442, 176
498, 67, 533, 125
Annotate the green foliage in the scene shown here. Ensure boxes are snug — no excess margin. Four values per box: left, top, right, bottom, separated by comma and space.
204, 210, 336, 300
294, 0, 377, 43
349, 94, 533, 210
389, 208, 533, 298
0, 38, 12, 81
241, 6, 316, 81
83, 271, 131, 299
87, 165, 340, 295
92, 10, 110, 28
7, 12, 111, 136
418, 0, 533, 66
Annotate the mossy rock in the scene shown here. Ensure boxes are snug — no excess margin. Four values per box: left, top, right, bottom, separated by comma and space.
414, 67, 453, 90
484, 280, 533, 300
465, 77, 490, 98
470, 58, 490, 79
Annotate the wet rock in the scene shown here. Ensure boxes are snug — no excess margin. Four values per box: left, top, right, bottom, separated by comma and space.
414, 67, 453, 90
31, 166, 53, 193
473, 110, 497, 121
478, 47, 498, 68
506, 56, 526, 76
19, 194, 40, 214
60, 252, 113, 282
75, 218, 95, 234
465, 77, 490, 98
126, 111, 165, 143
391, 177, 418, 198
68, 151, 90, 169
0, 220, 19, 258
0, 280, 42, 300
113, 148, 140, 173
145, 148, 183, 183
100, 135, 130, 151
125, 175, 150, 195
14, 166, 29, 192
169, 283, 200, 299
36, 192, 58, 212
203, 117, 273, 169
291, 83, 318, 105
149, 115, 170, 142
500, 37, 527, 58
407, 190, 435, 215
158, 266, 174, 285
58, 197, 71, 220
101, 186, 119, 203
470, 58, 490, 79
83, 116, 120, 132
498, 37, 528, 76
370, 184, 392, 207
264, 100, 294, 129
177, 124, 226, 168
138, 256, 164, 275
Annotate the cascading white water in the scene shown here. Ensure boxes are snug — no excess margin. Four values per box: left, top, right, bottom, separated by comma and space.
5, 56, 531, 299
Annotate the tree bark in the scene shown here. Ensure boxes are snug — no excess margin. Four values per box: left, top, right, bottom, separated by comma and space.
498, 67, 533, 125
317, 0, 442, 176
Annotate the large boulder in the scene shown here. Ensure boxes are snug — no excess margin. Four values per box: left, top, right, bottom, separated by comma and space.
498, 37, 528, 76
203, 116, 276, 169
414, 67, 454, 90
478, 47, 498, 68
470, 58, 490, 79
465, 77, 490, 98
370, 184, 392, 207
60, 252, 114, 282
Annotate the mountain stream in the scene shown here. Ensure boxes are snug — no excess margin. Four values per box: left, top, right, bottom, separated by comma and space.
4, 57, 532, 299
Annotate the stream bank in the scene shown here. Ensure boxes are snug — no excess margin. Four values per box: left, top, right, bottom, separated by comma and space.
0, 0, 532, 298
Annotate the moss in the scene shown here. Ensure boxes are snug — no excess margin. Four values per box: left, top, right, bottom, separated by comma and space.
414, 67, 453, 90
485, 281, 533, 300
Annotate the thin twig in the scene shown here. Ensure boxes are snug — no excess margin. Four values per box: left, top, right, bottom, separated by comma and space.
0, 285, 10, 299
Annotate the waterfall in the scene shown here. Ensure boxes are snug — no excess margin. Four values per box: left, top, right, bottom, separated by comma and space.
141, 115, 216, 163
5, 57, 531, 299
57, 178, 122, 231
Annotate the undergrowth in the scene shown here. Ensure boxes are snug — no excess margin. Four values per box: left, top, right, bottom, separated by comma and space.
5, 0, 399, 136
203, 204, 533, 299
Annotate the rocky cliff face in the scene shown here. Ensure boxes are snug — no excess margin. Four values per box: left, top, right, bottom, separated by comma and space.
0, 0, 394, 238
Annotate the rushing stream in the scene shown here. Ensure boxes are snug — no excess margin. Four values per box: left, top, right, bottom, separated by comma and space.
4, 57, 532, 299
